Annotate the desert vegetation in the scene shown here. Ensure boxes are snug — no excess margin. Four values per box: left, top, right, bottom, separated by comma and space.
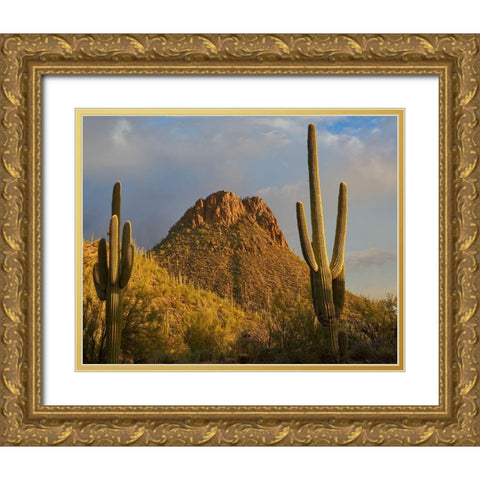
92, 182, 134, 363
83, 124, 398, 366
83, 240, 397, 364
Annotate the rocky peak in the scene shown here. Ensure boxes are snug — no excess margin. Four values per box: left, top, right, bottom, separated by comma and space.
179, 190, 246, 228
176, 190, 288, 248
242, 196, 288, 248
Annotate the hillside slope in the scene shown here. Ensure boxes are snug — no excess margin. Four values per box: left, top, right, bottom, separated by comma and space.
152, 190, 366, 314
83, 241, 255, 364
152, 190, 312, 311
82, 191, 397, 364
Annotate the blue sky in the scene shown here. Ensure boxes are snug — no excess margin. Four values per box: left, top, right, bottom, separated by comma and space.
82, 114, 398, 298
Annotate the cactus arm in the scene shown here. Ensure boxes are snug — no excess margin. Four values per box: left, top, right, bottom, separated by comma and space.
119, 243, 134, 289
119, 220, 134, 288
296, 201, 318, 272
332, 265, 345, 317
330, 182, 348, 279
121, 220, 132, 259
93, 237, 108, 300
109, 215, 119, 285
93, 263, 106, 300
97, 237, 108, 285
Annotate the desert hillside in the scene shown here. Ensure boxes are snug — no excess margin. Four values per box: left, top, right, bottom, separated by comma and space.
83, 191, 397, 365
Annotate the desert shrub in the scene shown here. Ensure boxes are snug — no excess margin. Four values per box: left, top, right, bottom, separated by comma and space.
120, 299, 166, 363
257, 293, 325, 363
82, 296, 106, 363
83, 242, 251, 364
181, 311, 221, 360
83, 240, 398, 365
345, 293, 398, 364
347, 337, 374, 363
180, 305, 248, 363
260, 292, 398, 365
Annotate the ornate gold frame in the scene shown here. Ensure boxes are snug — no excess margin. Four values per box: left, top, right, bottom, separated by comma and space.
0, 34, 478, 446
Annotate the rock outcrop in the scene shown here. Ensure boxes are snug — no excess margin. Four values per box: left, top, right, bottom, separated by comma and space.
153, 190, 308, 310
176, 190, 288, 248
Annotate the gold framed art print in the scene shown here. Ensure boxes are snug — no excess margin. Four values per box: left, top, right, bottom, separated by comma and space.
0, 34, 478, 446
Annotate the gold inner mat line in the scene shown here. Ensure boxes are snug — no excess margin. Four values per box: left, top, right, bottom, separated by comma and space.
76, 108, 404, 372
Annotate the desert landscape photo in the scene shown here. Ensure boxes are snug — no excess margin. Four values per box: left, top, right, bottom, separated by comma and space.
81, 112, 399, 366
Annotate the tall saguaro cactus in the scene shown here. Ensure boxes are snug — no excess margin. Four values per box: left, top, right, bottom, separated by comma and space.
93, 181, 134, 363
296, 124, 348, 359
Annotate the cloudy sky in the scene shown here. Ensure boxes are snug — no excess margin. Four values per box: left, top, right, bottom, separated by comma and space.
82, 113, 398, 298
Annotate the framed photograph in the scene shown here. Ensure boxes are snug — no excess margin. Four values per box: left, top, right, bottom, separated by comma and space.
78, 108, 403, 370
1, 34, 479, 445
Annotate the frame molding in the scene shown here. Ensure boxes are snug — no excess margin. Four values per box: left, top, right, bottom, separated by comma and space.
0, 34, 478, 445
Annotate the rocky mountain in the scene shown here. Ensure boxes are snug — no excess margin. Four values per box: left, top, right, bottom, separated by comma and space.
152, 190, 311, 311
83, 191, 397, 364
174, 190, 288, 247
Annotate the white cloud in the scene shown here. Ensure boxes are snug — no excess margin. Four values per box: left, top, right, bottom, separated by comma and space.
346, 248, 396, 272
256, 180, 308, 201
250, 117, 301, 132
313, 127, 397, 201
262, 130, 291, 145
111, 118, 132, 146
317, 130, 363, 150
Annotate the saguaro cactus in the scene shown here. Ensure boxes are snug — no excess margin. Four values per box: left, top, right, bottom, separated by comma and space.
296, 124, 348, 359
93, 181, 134, 363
